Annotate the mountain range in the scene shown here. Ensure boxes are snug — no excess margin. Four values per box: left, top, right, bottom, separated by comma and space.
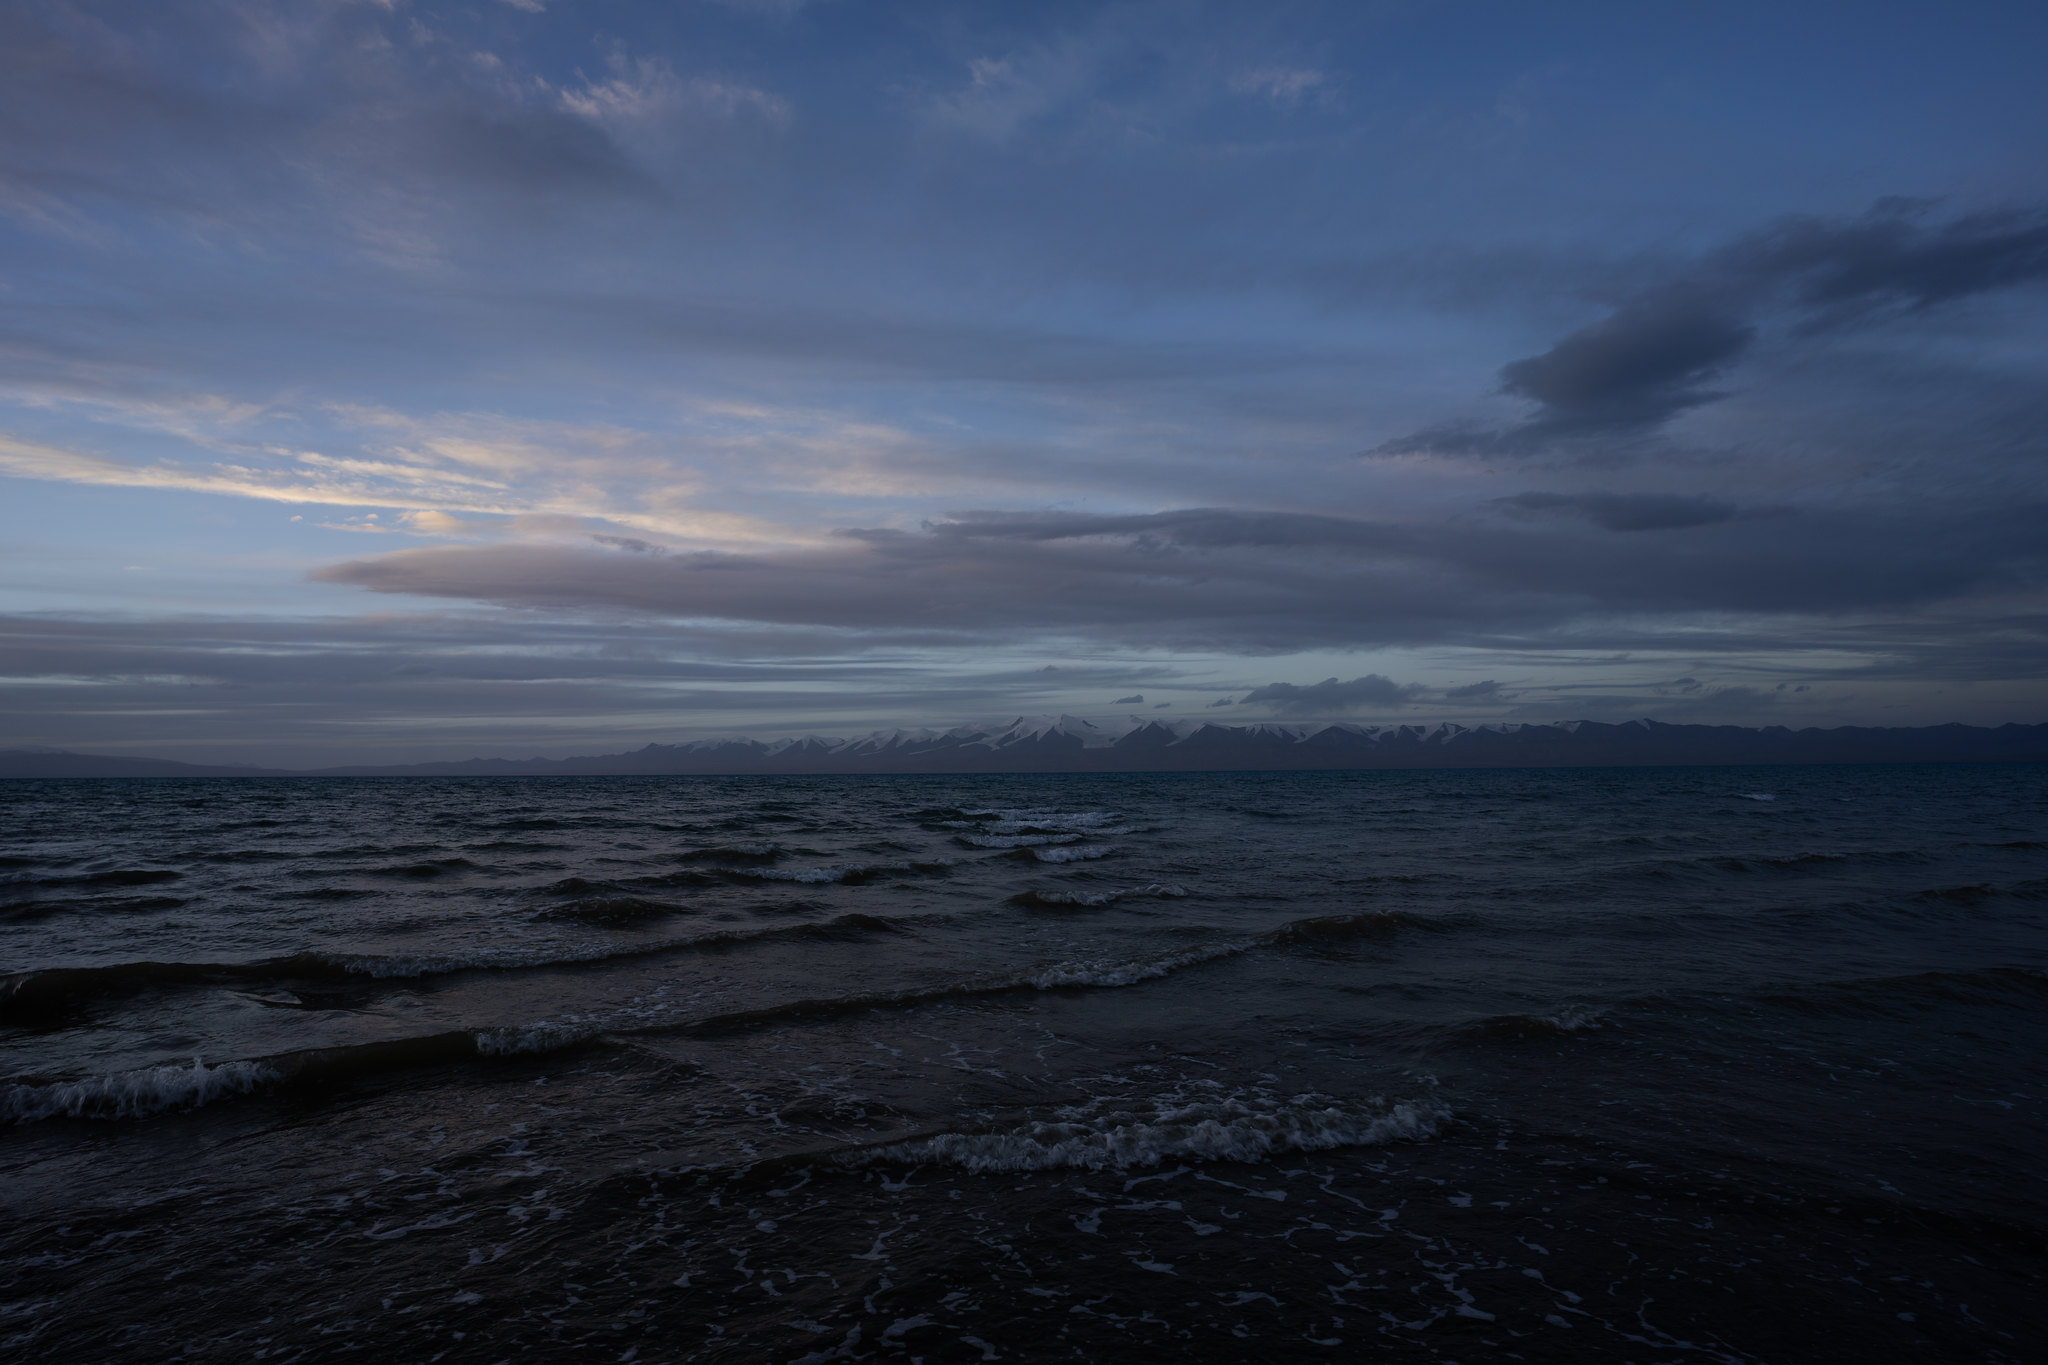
4, 716, 2046, 778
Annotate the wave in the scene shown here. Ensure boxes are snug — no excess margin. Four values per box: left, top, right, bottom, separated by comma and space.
369, 857, 479, 879
570, 871, 720, 892
0, 867, 181, 896
1914, 879, 2048, 904
0, 894, 188, 923
530, 895, 691, 925
677, 844, 782, 862
1, 1023, 585, 1126
0, 912, 914, 1019
2, 907, 1458, 1124
1758, 966, 2048, 1016
1019, 943, 1241, 989
1014, 883, 1189, 908
839, 1093, 1447, 1173
647, 910, 1447, 1036
2, 1057, 280, 1123
1450, 1003, 1606, 1042
667, 940, 1249, 1038
475, 1020, 602, 1056
720, 859, 955, 885
958, 832, 1082, 849
278, 886, 375, 901
1724, 851, 1847, 868
936, 809, 1131, 837
1621, 848, 1932, 882
1430, 967, 2048, 1046
1029, 845, 1114, 864
3, 904, 1445, 1026
1263, 911, 1446, 945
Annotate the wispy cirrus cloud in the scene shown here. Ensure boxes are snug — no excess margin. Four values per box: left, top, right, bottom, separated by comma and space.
1228, 66, 1335, 110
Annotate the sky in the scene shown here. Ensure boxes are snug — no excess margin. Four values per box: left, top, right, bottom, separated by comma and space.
1, 0, 2045, 766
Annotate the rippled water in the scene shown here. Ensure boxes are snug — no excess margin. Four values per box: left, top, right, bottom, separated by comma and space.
3, 765, 2044, 1362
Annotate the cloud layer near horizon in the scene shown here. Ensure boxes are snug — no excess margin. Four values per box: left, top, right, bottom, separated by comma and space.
311, 503, 2044, 652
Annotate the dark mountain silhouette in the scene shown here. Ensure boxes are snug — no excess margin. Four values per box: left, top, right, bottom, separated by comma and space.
5, 716, 2045, 778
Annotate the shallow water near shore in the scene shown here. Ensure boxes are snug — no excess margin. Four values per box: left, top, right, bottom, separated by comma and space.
2, 764, 2044, 1362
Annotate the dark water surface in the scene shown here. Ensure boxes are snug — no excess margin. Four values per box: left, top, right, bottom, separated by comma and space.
2, 765, 2044, 1363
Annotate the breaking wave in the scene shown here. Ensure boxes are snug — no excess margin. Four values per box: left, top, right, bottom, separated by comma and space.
1031, 845, 1114, 863
2, 1057, 280, 1124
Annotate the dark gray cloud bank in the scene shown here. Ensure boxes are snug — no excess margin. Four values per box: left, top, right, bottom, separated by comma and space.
1381, 202, 2048, 456
314, 501, 2044, 653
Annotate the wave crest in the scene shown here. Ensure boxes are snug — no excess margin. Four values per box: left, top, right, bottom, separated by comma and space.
1031, 845, 1114, 864
2, 1057, 279, 1124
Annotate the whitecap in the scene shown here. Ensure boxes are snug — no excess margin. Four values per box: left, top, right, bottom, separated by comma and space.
2, 1057, 279, 1124
1545, 1003, 1604, 1032
946, 810, 1128, 836
474, 1019, 603, 1056
1032, 845, 1114, 863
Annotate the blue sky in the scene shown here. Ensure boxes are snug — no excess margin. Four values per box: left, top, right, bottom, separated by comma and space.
2, 0, 2045, 764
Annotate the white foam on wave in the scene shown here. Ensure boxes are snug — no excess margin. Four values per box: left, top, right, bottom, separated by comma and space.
1032, 844, 1114, 863
1735, 792, 1776, 802
849, 1091, 1446, 1173
1546, 1003, 1604, 1032
1028, 883, 1189, 907
1, 1057, 279, 1124
474, 1019, 604, 1056
961, 832, 1083, 849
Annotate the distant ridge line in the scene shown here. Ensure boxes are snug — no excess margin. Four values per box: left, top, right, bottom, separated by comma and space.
4, 717, 2046, 778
